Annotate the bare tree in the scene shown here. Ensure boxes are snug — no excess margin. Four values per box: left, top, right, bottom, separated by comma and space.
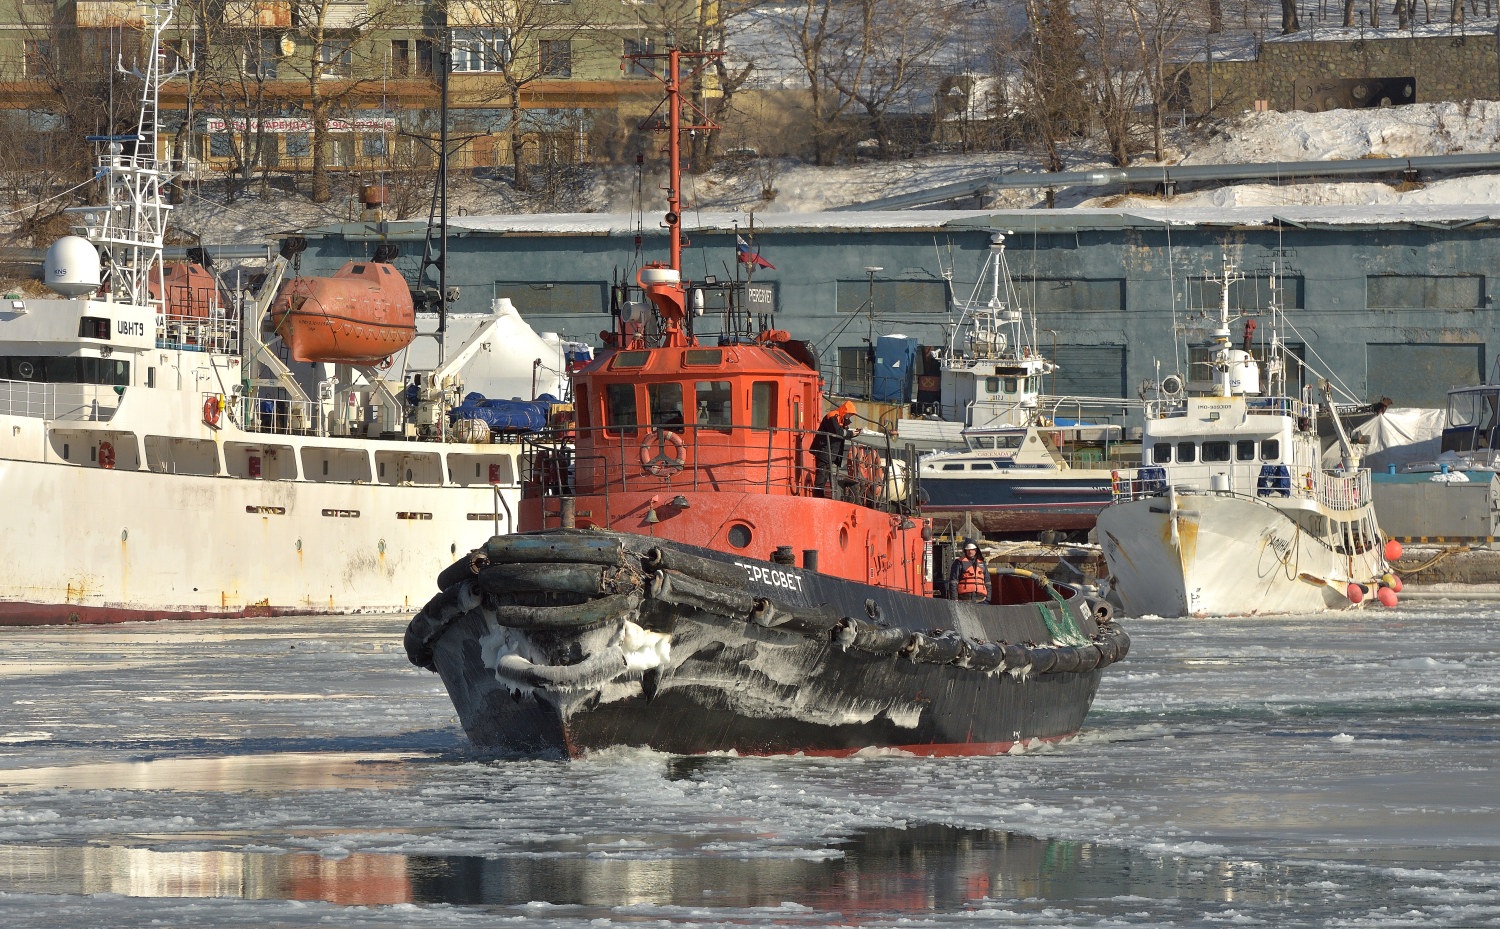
821, 0, 960, 160
773, 0, 862, 165
1281, 0, 1301, 32
1019, 0, 1090, 172
434, 0, 591, 189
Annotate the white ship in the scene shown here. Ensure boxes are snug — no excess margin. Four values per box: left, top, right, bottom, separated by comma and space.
1097, 260, 1400, 617
0, 4, 562, 624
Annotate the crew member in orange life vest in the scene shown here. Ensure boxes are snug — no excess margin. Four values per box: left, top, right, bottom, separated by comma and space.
947, 541, 990, 601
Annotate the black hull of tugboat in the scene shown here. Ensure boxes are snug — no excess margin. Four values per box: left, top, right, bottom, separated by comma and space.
405, 530, 1128, 758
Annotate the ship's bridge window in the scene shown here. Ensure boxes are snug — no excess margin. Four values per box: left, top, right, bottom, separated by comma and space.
1262, 439, 1281, 461
1236, 439, 1256, 461
1203, 441, 1230, 462
0, 355, 129, 386
1151, 442, 1172, 464
1176, 442, 1197, 463
970, 462, 995, 470
611, 351, 650, 369
648, 383, 684, 431
78, 317, 111, 340
751, 382, 777, 430
695, 381, 732, 431
605, 383, 638, 433
984, 377, 999, 394
685, 349, 722, 366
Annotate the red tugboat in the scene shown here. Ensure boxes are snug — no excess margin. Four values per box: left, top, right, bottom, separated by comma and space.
404, 45, 1128, 757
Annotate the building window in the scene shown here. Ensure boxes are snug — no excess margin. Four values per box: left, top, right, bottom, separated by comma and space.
285, 133, 310, 157
23, 39, 52, 78
362, 134, 387, 157
391, 39, 410, 76
245, 35, 279, 79
417, 39, 435, 76
451, 28, 509, 73
539, 40, 571, 77
623, 37, 653, 77
321, 42, 353, 78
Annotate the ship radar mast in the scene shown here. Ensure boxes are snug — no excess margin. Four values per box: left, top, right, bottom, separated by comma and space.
70, 1, 185, 310
626, 41, 721, 348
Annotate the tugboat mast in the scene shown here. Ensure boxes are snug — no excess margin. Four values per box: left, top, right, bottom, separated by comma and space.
626, 42, 721, 345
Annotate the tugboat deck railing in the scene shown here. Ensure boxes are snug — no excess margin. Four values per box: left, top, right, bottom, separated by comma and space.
522, 423, 921, 517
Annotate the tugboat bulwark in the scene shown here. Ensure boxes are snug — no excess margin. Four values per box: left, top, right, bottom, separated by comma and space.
407, 529, 1128, 757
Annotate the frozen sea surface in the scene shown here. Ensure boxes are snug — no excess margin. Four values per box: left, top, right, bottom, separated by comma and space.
0, 601, 1497, 927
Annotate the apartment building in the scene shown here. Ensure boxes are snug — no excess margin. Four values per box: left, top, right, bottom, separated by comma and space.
0, 0, 716, 175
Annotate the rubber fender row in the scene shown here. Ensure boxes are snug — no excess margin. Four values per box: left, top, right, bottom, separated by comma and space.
486, 592, 644, 631
749, 599, 844, 635
471, 562, 643, 599
404, 579, 486, 671
481, 533, 628, 568
643, 546, 748, 589
649, 569, 756, 618
831, 616, 1132, 676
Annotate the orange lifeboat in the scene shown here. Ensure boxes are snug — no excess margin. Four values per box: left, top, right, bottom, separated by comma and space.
268, 260, 416, 364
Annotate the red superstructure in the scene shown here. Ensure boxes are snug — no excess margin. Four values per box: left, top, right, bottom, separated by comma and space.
268, 259, 416, 364
519, 47, 929, 595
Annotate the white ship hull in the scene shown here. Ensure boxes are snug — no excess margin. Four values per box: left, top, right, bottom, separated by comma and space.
1097, 488, 1387, 617
0, 450, 518, 624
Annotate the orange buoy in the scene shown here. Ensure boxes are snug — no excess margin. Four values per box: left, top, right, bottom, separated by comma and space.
1376, 586, 1398, 608
1384, 539, 1404, 562
1346, 582, 1364, 604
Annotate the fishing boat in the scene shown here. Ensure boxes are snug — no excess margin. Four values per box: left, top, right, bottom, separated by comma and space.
1096, 260, 1401, 617
0, 3, 563, 625
403, 43, 1129, 758
918, 422, 1121, 539
886, 234, 1128, 539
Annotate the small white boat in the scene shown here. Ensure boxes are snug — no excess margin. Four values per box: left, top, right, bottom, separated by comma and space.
1097, 259, 1400, 617
0, 5, 565, 625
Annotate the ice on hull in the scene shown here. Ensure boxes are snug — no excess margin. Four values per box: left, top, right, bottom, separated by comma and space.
407, 531, 1127, 757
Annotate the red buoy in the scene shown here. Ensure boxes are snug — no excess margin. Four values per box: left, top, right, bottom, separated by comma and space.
1376, 586, 1398, 608
1384, 539, 1404, 562
1346, 582, 1364, 604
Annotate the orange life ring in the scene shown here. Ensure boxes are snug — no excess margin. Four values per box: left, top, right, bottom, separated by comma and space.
639, 428, 685, 477
98, 441, 115, 470
845, 444, 885, 493
203, 396, 222, 427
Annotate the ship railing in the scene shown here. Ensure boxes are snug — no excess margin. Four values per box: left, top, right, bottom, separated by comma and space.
0, 378, 121, 422
242, 395, 319, 435
521, 423, 921, 517
156, 312, 240, 354
1144, 395, 1311, 420
1109, 465, 1167, 502
1310, 467, 1371, 509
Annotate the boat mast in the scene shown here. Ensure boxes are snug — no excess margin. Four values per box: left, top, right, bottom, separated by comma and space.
78, 1, 181, 309
627, 41, 720, 346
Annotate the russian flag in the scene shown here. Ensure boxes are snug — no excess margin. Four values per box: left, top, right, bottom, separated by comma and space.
736, 235, 775, 270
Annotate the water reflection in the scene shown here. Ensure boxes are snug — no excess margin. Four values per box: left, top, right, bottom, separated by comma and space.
0, 824, 1298, 911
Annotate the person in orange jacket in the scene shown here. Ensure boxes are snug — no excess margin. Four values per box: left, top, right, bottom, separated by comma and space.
947, 540, 990, 601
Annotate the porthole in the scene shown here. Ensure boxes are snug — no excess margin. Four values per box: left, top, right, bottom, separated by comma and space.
839, 526, 850, 550
726, 523, 752, 549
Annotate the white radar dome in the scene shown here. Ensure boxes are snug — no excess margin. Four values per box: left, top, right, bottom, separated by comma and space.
44, 236, 101, 296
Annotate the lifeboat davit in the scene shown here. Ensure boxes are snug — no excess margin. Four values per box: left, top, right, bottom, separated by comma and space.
268, 260, 416, 364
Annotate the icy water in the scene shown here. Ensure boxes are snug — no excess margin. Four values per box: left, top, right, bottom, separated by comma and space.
0, 601, 1497, 928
